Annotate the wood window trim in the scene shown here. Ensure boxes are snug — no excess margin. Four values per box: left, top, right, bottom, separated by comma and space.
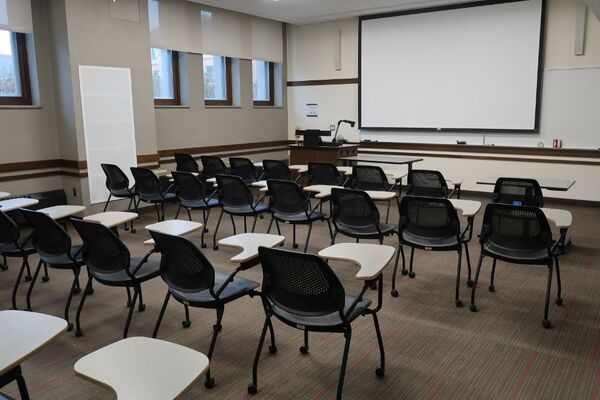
0, 32, 32, 106
253, 61, 275, 107
154, 50, 181, 106
205, 57, 233, 107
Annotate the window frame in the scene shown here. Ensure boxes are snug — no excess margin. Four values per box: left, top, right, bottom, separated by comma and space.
0, 32, 32, 106
204, 56, 233, 107
253, 61, 275, 107
153, 49, 181, 106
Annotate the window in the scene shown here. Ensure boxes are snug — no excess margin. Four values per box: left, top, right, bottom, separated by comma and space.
252, 60, 274, 106
203, 54, 232, 106
151, 48, 180, 106
0, 30, 31, 105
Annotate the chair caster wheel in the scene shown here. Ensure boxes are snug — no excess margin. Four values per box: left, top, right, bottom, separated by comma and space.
455, 300, 464, 308
488, 285, 495, 292
408, 272, 416, 279
67, 323, 74, 332
86, 287, 94, 295
24, 276, 32, 282
204, 228, 209, 233
542, 320, 553, 329
467, 280, 474, 288
213, 324, 222, 332
213, 246, 219, 251
469, 304, 478, 312
201, 243, 207, 248
75, 329, 83, 337
138, 304, 145, 312
124, 226, 130, 231
269, 345, 277, 354
300, 345, 309, 354
391, 290, 399, 298
204, 378, 215, 389
247, 384, 257, 395
375, 367, 385, 378
42, 276, 50, 283
131, 229, 136, 234
182, 320, 191, 328
0, 265, 7, 271
556, 298, 564, 306
73, 287, 81, 294
293, 244, 299, 249
401, 269, 408, 276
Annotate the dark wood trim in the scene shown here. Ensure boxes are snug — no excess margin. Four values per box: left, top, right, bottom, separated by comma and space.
0, 159, 85, 174
287, 78, 359, 87
158, 140, 290, 158
0, 32, 32, 106
205, 56, 233, 107
137, 154, 160, 163
254, 62, 275, 107
154, 50, 181, 106
0, 170, 86, 183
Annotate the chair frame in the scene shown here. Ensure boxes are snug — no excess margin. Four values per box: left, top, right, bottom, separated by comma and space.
101, 163, 138, 232
174, 152, 200, 173
130, 167, 175, 222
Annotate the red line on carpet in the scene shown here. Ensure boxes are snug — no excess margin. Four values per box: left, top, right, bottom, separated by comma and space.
425, 377, 448, 400
510, 351, 538, 399
591, 367, 600, 400
588, 328, 600, 368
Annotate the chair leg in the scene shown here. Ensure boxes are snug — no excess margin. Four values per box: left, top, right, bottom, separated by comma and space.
11, 258, 29, 309
175, 204, 181, 219
126, 286, 132, 307
230, 214, 237, 235
1, 254, 7, 271
464, 242, 473, 287
24, 257, 32, 281
251, 215, 258, 233
336, 330, 352, 400
124, 197, 133, 231
267, 217, 274, 233
304, 223, 313, 253
25, 260, 43, 311
331, 229, 338, 245
300, 329, 310, 354
42, 262, 49, 282
267, 316, 277, 353
103, 194, 112, 212
385, 199, 391, 224
244, 216, 248, 233
408, 247, 416, 278
489, 259, 497, 292
14, 367, 30, 400
554, 255, 563, 306
543, 261, 554, 329
183, 304, 191, 328
326, 219, 334, 241
152, 291, 171, 338
293, 224, 298, 249
154, 204, 160, 222
123, 286, 139, 338
64, 268, 81, 331
74, 276, 93, 337
137, 285, 145, 311
200, 210, 208, 248
455, 249, 464, 307
213, 210, 224, 250
391, 244, 403, 297
248, 317, 270, 395
469, 254, 485, 312
204, 307, 224, 389
186, 208, 192, 221
373, 313, 385, 377
275, 220, 281, 235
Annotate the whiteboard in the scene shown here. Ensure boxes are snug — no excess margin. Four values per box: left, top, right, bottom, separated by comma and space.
360, 0, 543, 131
79, 66, 137, 204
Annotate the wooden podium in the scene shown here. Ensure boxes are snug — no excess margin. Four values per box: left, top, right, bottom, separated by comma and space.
288, 144, 359, 165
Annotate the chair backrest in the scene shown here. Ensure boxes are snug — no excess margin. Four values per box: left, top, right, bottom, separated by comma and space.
480, 203, 552, 253
150, 231, 215, 293
267, 179, 308, 216
0, 210, 20, 247
308, 162, 341, 186
229, 157, 257, 184
130, 167, 162, 198
200, 156, 227, 179
216, 174, 254, 208
172, 171, 207, 202
351, 165, 389, 191
406, 170, 449, 198
174, 153, 199, 173
71, 219, 130, 275
20, 209, 72, 260
331, 188, 380, 229
493, 178, 544, 207
399, 196, 460, 239
258, 246, 346, 317
262, 160, 292, 181
101, 164, 130, 193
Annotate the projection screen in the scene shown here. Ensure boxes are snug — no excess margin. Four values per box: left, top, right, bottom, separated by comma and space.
359, 0, 544, 132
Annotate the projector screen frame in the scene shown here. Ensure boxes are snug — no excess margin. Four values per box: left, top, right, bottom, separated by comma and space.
358, 0, 547, 133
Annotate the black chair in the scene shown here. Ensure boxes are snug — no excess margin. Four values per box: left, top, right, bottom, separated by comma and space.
174, 153, 200, 173
71, 219, 160, 338
308, 162, 343, 186
172, 171, 219, 248
212, 175, 269, 250
351, 165, 394, 222
266, 179, 332, 252
20, 209, 89, 331
492, 177, 544, 207
470, 203, 562, 329
262, 159, 294, 181
130, 167, 176, 221
396, 196, 468, 306
247, 247, 385, 399
100, 164, 138, 231
0, 210, 35, 310
150, 231, 269, 389
229, 157, 259, 184
200, 156, 228, 179
406, 170, 450, 198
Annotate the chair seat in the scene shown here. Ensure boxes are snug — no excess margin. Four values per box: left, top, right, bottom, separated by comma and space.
139, 193, 177, 203
271, 295, 372, 328
42, 245, 84, 268
180, 198, 219, 209
92, 258, 161, 285
170, 272, 259, 305
336, 221, 397, 238
0, 238, 35, 257
402, 231, 459, 250
223, 203, 269, 216
273, 210, 327, 223
110, 188, 135, 198
484, 243, 550, 263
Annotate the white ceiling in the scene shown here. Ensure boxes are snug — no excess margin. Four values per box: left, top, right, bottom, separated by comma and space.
189, 0, 473, 25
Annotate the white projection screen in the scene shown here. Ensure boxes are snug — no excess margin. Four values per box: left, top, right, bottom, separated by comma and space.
359, 0, 544, 131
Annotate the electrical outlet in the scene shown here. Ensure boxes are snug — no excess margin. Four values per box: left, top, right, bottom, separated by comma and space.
330, 125, 336, 131
72, 188, 77, 197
